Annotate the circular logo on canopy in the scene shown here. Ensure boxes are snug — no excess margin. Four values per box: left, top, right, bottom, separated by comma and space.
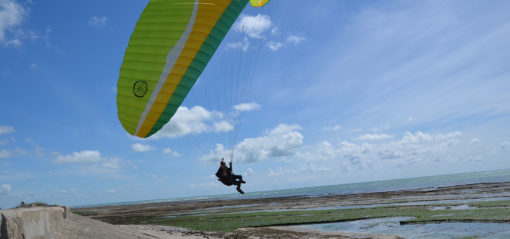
133, 80, 148, 98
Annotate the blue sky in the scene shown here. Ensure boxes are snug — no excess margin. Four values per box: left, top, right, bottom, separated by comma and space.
1, 0, 510, 209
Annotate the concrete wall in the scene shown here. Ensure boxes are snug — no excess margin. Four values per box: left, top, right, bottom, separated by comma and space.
0, 206, 70, 239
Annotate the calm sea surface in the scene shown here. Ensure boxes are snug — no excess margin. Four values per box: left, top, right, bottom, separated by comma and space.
79, 169, 510, 208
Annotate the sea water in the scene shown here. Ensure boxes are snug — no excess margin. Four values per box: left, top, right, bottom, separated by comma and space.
296, 217, 510, 239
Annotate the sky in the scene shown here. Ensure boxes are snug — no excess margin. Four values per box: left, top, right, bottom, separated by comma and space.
1, 0, 510, 209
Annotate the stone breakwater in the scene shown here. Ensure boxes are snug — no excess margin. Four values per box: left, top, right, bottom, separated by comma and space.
0, 206, 160, 239
0, 206, 71, 239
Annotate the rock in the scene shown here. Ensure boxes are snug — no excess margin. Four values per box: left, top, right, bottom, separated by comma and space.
0, 206, 66, 239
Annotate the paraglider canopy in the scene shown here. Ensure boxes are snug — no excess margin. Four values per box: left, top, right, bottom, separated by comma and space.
250, 0, 270, 7
116, 0, 269, 138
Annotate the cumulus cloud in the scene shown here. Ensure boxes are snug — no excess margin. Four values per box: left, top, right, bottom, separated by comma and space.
153, 106, 233, 138
0, 125, 14, 134
266, 35, 306, 51
89, 16, 108, 28
200, 124, 304, 164
227, 37, 250, 51
267, 41, 283, 51
300, 162, 332, 174
54, 150, 103, 164
469, 138, 481, 144
230, 14, 305, 52
400, 131, 433, 144
243, 168, 253, 177
322, 125, 342, 131
0, 149, 12, 158
0, 0, 26, 45
268, 168, 295, 177
233, 14, 272, 39
358, 133, 392, 141
234, 102, 261, 112
271, 27, 279, 35
286, 35, 306, 45
301, 131, 466, 171
53, 150, 129, 174
0, 184, 11, 195
213, 121, 234, 132
131, 143, 155, 152
162, 148, 182, 157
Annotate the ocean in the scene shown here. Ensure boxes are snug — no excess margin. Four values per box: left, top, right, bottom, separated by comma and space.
77, 168, 510, 208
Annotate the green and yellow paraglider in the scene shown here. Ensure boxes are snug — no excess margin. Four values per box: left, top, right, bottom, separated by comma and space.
117, 0, 268, 138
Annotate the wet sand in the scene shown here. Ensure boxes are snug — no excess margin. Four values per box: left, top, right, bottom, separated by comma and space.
74, 181, 510, 238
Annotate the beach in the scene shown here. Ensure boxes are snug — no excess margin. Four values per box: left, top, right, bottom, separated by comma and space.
72, 181, 510, 238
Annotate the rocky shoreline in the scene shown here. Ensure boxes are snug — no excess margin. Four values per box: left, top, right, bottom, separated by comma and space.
3, 182, 508, 238
72, 182, 510, 238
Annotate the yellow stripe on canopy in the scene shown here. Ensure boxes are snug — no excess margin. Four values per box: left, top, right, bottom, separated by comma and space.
136, 0, 232, 137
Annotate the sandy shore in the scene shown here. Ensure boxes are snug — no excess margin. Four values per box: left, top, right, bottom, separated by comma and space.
73, 181, 510, 238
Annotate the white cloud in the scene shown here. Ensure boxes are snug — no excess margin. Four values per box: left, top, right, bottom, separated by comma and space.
267, 35, 306, 51
54, 150, 103, 164
106, 189, 116, 193
0, 184, 11, 195
213, 121, 234, 132
322, 125, 342, 131
0, 0, 26, 44
4, 38, 19, 46
316, 141, 336, 159
469, 138, 481, 144
243, 168, 253, 177
268, 168, 296, 177
0, 149, 12, 158
500, 141, 510, 150
162, 148, 182, 157
300, 131, 466, 171
53, 150, 128, 174
89, 16, 108, 28
29, 63, 37, 69
0, 148, 27, 158
200, 124, 303, 164
286, 35, 306, 45
153, 106, 232, 139
267, 41, 283, 51
101, 158, 122, 169
227, 37, 250, 51
301, 162, 332, 174
154, 106, 214, 138
401, 131, 433, 144
233, 14, 272, 39
0, 170, 34, 181
234, 102, 261, 112
131, 143, 155, 152
358, 133, 392, 141
0, 125, 14, 134
271, 27, 279, 35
